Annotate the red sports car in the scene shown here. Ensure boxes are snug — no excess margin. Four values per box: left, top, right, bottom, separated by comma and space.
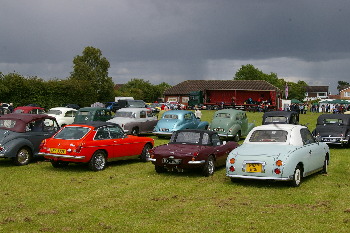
148, 129, 239, 176
39, 122, 154, 171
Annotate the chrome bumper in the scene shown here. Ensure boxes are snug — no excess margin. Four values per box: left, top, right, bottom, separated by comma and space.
227, 174, 292, 181
38, 152, 85, 160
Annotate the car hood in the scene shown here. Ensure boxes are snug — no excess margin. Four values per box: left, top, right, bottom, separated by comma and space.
154, 144, 206, 157
230, 144, 294, 157
108, 117, 136, 125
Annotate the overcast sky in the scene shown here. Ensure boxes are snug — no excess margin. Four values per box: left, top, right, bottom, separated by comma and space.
1, 0, 350, 94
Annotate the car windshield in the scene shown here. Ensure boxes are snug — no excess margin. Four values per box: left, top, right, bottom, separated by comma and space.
322, 118, 343, 124
249, 130, 288, 142
114, 112, 134, 118
128, 101, 145, 108
0, 119, 17, 129
163, 114, 178, 119
47, 110, 62, 115
171, 131, 203, 144
264, 116, 287, 123
14, 109, 24, 113
54, 126, 90, 140
216, 113, 230, 118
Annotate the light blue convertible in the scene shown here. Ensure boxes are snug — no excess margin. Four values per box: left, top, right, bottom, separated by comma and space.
226, 124, 330, 187
153, 110, 209, 137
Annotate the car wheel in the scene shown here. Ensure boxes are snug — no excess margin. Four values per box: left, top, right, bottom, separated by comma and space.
131, 127, 139, 136
88, 150, 107, 171
202, 155, 215, 177
233, 131, 241, 142
13, 147, 32, 166
51, 160, 69, 168
322, 157, 328, 174
140, 144, 152, 162
155, 165, 167, 173
290, 165, 302, 187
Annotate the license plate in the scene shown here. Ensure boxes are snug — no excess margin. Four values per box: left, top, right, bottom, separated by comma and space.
322, 138, 336, 142
50, 148, 67, 154
246, 163, 262, 173
160, 128, 169, 132
162, 158, 182, 164
215, 128, 224, 132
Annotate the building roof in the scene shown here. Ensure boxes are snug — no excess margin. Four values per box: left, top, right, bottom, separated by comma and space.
164, 80, 280, 95
305, 86, 329, 93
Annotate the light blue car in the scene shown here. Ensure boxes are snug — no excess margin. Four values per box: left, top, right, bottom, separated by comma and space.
153, 110, 209, 137
226, 124, 330, 187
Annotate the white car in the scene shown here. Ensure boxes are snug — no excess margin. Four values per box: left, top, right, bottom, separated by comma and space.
47, 107, 78, 127
226, 124, 330, 187
107, 108, 158, 135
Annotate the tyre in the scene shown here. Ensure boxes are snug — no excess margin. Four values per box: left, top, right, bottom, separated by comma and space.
51, 160, 69, 168
13, 147, 32, 166
322, 157, 328, 174
155, 165, 167, 173
290, 165, 302, 187
140, 144, 152, 162
233, 131, 241, 142
131, 127, 139, 136
88, 150, 107, 171
202, 155, 215, 177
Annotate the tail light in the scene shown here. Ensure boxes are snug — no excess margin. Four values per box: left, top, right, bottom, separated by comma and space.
276, 160, 283, 166
39, 139, 46, 150
74, 143, 83, 153
229, 166, 235, 172
192, 152, 199, 161
274, 168, 281, 174
229, 158, 235, 164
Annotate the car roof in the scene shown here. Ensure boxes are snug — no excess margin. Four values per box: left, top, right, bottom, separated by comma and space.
49, 107, 77, 111
251, 124, 305, 131
117, 108, 150, 112
164, 110, 192, 114
78, 107, 110, 111
215, 109, 245, 114
263, 111, 298, 117
0, 114, 56, 132
66, 121, 120, 130
14, 106, 45, 110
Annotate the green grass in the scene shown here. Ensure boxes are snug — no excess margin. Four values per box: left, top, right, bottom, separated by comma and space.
1, 111, 350, 232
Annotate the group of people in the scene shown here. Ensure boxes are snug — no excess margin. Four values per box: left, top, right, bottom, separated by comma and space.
285, 103, 350, 114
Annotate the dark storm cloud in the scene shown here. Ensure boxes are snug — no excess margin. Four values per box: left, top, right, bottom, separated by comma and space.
0, 0, 350, 93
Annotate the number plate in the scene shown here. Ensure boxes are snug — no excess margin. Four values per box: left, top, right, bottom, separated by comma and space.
246, 163, 262, 173
162, 158, 182, 164
50, 148, 67, 154
215, 128, 224, 132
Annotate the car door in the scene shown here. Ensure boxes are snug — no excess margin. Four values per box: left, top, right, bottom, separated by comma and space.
94, 126, 118, 158
209, 133, 229, 166
26, 118, 59, 155
183, 113, 196, 129
300, 128, 325, 173
143, 110, 158, 132
63, 110, 77, 125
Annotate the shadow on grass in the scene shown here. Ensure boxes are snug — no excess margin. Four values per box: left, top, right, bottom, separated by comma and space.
148, 165, 228, 178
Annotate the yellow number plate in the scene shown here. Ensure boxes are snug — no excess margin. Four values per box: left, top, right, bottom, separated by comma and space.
246, 163, 262, 173
50, 148, 67, 154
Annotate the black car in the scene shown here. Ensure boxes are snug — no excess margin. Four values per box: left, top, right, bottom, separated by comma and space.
313, 114, 350, 146
0, 114, 60, 165
262, 111, 299, 125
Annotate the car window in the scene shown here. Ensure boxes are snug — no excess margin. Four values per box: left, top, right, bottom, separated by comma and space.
115, 111, 133, 118
171, 131, 201, 144
54, 126, 90, 139
26, 120, 44, 132
216, 113, 230, 118
109, 125, 125, 139
322, 118, 343, 125
147, 111, 153, 117
163, 114, 178, 119
65, 111, 76, 117
249, 130, 288, 142
38, 109, 45, 114
95, 127, 111, 140
265, 116, 287, 123
211, 133, 221, 146
140, 111, 146, 118
0, 119, 16, 129
43, 119, 60, 132
300, 128, 315, 145
48, 110, 62, 115
184, 113, 192, 120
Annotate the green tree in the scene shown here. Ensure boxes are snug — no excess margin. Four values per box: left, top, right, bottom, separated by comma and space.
337, 81, 350, 94
70, 46, 114, 103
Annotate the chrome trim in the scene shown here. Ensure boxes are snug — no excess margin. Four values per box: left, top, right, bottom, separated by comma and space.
38, 152, 85, 160
147, 158, 156, 162
227, 174, 291, 181
188, 160, 205, 164
218, 133, 234, 137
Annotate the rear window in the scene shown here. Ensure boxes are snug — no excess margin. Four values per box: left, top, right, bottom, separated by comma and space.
47, 110, 62, 115
115, 112, 134, 118
215, 113, 230, 118
249, 130, 288, 142
54, 126, 90, 140
171, 131, 201, 144
322, 118, 343, 124
264, 116, 288, 123
0, 119, 16, 129
163, 114, 178, 119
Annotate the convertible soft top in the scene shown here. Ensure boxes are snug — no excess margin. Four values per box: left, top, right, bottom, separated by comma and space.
0, 114, 56, 133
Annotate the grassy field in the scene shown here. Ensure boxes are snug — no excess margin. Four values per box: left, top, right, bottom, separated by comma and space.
1, 111, 350, 232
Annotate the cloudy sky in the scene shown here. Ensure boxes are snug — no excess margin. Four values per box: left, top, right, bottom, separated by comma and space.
1, 0, 350, 94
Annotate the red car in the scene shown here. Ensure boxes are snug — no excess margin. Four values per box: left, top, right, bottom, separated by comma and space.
13, 106, 46, 114
39, 122, 154, 171
148, 129, 239, 176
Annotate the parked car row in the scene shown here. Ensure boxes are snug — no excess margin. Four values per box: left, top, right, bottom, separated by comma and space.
0, 107, 341, 188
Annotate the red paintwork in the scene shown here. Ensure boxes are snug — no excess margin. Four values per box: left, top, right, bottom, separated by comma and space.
13, 106, 45, 114
40, 124, 154, 163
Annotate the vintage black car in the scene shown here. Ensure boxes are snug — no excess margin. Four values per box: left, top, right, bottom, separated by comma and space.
262, 111, 299, 125
313, 114, 350, 146
0, 114, 60, 165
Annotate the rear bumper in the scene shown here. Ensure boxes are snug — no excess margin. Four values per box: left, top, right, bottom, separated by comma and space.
227, 174, 292, 181
39, 152, 86, 160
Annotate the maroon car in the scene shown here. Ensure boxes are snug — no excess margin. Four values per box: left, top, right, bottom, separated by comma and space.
148, 129, 239, 176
